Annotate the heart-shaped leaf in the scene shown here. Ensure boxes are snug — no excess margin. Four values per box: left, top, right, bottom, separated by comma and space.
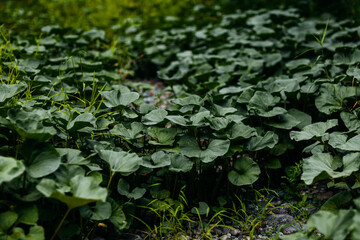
98, 150, 142, 176
147, 127, 177, 145
179, 135, 230, 163
168, 154, 193, 173
22, 142, 61, 178
0, 156, 25, 185
290, 119, 338, 141
67, 113, 97, 132
246, 131, 278, 151
36, 175, 107, 209
142, 108, 168, 125
8, 108, 56, 142
0, 83, 27, 105
302, 152, 360, 185
101, 89, 139, 108
117, 178, 146, 200
228, 157, 260, 186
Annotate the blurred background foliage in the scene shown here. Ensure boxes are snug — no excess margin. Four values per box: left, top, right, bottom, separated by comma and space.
2, 0, 360, 37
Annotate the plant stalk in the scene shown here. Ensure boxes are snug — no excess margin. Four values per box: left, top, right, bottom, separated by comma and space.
51, 207, 71, 240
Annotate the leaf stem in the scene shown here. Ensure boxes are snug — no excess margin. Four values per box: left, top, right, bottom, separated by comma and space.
51, 207, 71, 240
107, 172, 115, 189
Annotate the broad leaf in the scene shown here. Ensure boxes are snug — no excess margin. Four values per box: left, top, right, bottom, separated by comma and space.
246, 131, 278, 151
98, 150, 142, 176
8, 108, 56, 141
36, 175, 107, 209
66, 113, 97, 132
142, 108, 168, 125
147, 127, 177, 145
22, 142, 61, 178
0, 156, 25, 185
101, 89, 139, 108
290, 119, 338, 141
228, 157, 260, 186
178, 136, 230, 163
168, 154, 193, 173
302, 152, 360, 184
142, 151, 171, 169
0, 83, 27, 105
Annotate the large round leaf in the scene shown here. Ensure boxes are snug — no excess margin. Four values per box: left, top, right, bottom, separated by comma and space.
22, 142, 61, 178
302, 152, 360, 185
101, 89, 139, 108
66, 113, 97, 132
0, 83, 27, 105
98, 150, 142, 176
36, 175, 107, 209
169, 154, 193, 173
142, 108, 168, 125
0, 156, 25, 185
8, 108, 56, 142
228, 157, 260, 186
246, 131, 278, 151
142, 151, 171, 169
178, 135, 230, 163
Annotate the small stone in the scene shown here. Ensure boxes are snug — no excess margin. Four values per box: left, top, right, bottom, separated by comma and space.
282, 226, 299, 235
230, 229, 241, 236
317, 191, 333, 201
220, 235, 228, 240
266, 214, 296, 228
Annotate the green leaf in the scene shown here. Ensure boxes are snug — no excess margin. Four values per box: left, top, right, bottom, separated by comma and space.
334, 49, 360, 66
246, 131, 278, 151
333, 135, 360, 151
22, 142, 61, 178
142, 151, 171, 169
142, 108, 168, 125
191, 202, 209, 216
36, 175, 107, 209
290, 119, 338, 141
110, 122, 144, 139
0, 211, 18, 232
9, 225, 45, 240
285, 59, 311, 70
108, 198, 127, 231
215, 122, 257, 140
8, 108, 56, 141
172, 95, 204, 106
147, 127, 177, 145
101, 89, 139, 108
301, 152, 360, 185
341, 112, 360, 133
287, 108, 312, 129
90, 202, 112, 220
265, 113, 301, 130
165, 115, 189, 126
0, 156, 25, 185
178, 136, 230, 163
228, 157, 260, 186
66, 113, 97, 132
307, 210, 354, 240
168, 154, 193, 173
56, 148, 90, 165
0, 83, 27, 105
98, 150, 142, 176
315, 84, 356, 115
321, 191, 353, 212
17, 205, 38, 225
117, 179, 145, 200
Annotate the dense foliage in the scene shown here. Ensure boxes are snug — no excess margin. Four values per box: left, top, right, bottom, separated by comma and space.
2, 1, 360, 240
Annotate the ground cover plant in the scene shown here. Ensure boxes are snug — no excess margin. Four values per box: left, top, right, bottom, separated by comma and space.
2, 1, 360, 239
